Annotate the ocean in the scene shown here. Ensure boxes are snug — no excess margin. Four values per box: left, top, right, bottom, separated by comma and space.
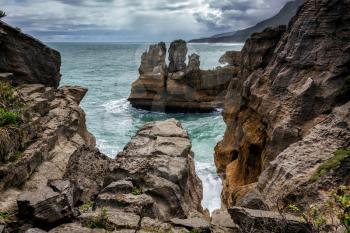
50, 42, 243, 212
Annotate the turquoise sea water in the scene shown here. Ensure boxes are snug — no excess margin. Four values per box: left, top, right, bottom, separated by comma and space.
50, 42, 243, 212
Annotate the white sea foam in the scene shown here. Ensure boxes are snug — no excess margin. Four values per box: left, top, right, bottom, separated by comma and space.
102, 98, 130, 114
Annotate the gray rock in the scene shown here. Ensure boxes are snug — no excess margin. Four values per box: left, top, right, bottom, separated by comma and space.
187, 53, 200, 72
228, 207, 309, 233
63, 146, 110, 203
168, 40, 188, 72
219, 51, 241, 67
17, 180, 80, 223
139, 42, 167, 75
79, 208, 140, 230
0, 21, 61, 87
170, 217, 210, 232
105, 119, 203, 221
25, 228, 47, 233
101, 180, 134, 194
49, 223, 105, 233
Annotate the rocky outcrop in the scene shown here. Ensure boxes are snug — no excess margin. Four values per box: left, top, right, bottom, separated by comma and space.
228, 207, 309, 233
215, 0, 350, 210
219, 51, 241, 67
128, 40, 238, 112
103, 119, 203, 220
0, 21, 61, 88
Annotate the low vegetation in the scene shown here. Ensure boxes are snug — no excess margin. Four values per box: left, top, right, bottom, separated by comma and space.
0, 10, 6, 19
0, 108, 20, 127
79, 201, 95, 213
132, 186, 143, 195
84, 208, 113, 231
310, 149, 350, 182
288, 186, 350, 233
0, 211, 15, 223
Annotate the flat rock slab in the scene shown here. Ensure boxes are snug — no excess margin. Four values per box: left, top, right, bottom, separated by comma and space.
229, 207, 309, 233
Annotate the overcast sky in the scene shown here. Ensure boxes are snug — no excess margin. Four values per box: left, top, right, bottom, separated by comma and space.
1, 0, 293, 42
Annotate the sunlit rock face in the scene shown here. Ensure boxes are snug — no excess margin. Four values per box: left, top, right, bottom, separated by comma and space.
215, 0, 350, 208
128, 40, 238, 112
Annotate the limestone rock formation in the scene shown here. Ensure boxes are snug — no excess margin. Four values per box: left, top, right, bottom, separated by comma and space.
168, 40, 188, 73
228, 207, 309, 233
215, 0, 350, 210
0, 21, 61, 88
129, 40, 238, 112
104, 119, 203, 221
219, 51, 241, 67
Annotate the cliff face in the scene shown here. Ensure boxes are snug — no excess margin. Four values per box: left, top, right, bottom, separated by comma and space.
215, 0, 350, 208
0, 23, 229, 233
0, 21, 61, 88
128, 40, 238, 112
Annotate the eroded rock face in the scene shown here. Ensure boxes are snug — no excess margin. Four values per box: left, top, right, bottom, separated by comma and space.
0, 85, 95, 194
17, 180, 81, 224
228, 207, 309, 233
104, 119, 203, 221
129, 40, 238, 112
215, 0, 350, 208
168, 40, 188, 73
219, 51, 241, 67
0, 21, 61, 87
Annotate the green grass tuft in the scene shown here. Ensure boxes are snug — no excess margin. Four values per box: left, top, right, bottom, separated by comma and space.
79, 201, 95, 213
0, 211, 15, 223
84, 208, 114, 231
7, 151, 23, 163
311, 149, 350, 182
0, 108, 20, 127
132, 186, 143, 195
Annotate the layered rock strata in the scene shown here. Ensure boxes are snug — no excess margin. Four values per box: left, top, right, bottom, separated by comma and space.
128, 40, 238, 112
0, 21, 61, 88
215, 0, 350, 211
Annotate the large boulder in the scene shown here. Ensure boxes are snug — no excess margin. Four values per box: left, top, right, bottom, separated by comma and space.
104, 119, 203, 221
63, 146, 111, 203
0, 21, 61, 87
17, 180, 81, 224
228, 207, 310, 233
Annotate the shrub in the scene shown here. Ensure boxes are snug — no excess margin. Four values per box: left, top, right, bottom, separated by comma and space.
0, 82, 15, 106
79, 201, 95, 213
0, 108, 20, 127
132, 186, 143, 195
310, 149, 350, 182
84, 208, 113, 231
287, 186, 350, 233
7, 151, 23, 163
331, 186, 350, 231
0, 211, 15, 223
0, 10, 6, 19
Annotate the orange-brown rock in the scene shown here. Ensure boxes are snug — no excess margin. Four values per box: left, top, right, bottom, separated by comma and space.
215, 0, 350, 209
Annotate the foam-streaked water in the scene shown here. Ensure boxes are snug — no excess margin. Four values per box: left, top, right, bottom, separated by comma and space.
50, 42, 243, 212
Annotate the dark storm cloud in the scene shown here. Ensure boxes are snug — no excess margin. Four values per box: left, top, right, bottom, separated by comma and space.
1, 0, 298, 41
194, 0, 295, 31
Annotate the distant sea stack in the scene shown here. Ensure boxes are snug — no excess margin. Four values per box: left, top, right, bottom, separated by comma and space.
189, 0, 304, 43
128, 40, 239, 112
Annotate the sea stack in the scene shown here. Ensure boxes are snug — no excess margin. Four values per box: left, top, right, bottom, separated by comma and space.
128, 40, 239, 112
